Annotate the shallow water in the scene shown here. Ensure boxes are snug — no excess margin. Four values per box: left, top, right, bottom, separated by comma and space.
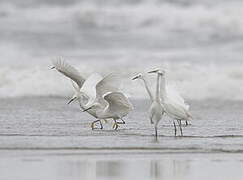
0, 97, 243, 152
1, 151, 243, 180
0, 97, 243, 179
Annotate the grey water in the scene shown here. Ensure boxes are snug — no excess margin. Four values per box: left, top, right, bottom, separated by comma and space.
1, 97, 243, 180
1, 97, 243, 151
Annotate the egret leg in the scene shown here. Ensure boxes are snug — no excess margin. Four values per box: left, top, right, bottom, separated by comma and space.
150, 115, 154, 124
99, 120, 103, 129
112, 119, 119, 130
177, 120, 183, 136
150, 119, 154, 124
117, 118, 125, 124
173, 121, 177, 136
155, 126, 158, 139
185, 120, 188, 126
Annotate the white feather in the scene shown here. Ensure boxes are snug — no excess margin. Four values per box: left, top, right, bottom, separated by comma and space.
52, 57, 85, 88
80, 73, 103, 106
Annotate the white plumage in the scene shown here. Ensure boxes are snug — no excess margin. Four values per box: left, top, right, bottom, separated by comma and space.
132, 73, 164, 138
83, 91, 133, 130
148, 69, 192, 136
52, 57, 132, 129
82, 74, 133, 130
52, 57, 85, 88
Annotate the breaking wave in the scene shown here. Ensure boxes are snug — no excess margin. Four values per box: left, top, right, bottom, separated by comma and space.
0, 55, 243, 100
0, 0, 243, 100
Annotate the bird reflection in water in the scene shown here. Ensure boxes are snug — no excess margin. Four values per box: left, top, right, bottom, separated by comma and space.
56, 158, 190, 180
96, 161, 122, 177
150, 160, 161, 179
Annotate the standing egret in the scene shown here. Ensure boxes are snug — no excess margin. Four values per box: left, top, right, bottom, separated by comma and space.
132, 73, 164, 138
148, 69, 192, 136
51, 58, 121, 129
83, 92, 134, 130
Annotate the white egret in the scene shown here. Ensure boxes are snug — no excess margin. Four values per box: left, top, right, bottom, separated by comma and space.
148, 69, 192, 136
132, 73, 154, 124
51, 58, 121, 129
83, 91, 134, 130
80, 72, 127, 129
132, 73, 164, 138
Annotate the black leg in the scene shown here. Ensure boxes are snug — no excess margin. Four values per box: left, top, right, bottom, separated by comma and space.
173, 121, 177, 136
150, 115, 154, 124
117, 118, 125, 124
155, 126, 158, 139
185, 120, 188, 126
151, 119, 154, 124
99, 120, 103, 129
177, 120, 183, 136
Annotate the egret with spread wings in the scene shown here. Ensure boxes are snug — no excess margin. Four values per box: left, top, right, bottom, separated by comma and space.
51, 57, 124, 129
83, 91, 134, 130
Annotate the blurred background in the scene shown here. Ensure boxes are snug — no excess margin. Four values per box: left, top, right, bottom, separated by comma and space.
0, 0, 243, 100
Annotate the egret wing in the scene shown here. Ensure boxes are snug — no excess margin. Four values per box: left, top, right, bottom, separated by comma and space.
96, 73, 122, 98
104, 92, 133, 117
80, 73, 103, 106
52, 57, 85, 88
164, 101, 188, 120
165, 85, 190, 110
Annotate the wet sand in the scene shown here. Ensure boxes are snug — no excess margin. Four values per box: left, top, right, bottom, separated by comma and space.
0, 97, 243, 179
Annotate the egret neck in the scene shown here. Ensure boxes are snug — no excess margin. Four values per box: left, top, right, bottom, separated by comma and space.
155, 73, 161, 102
141, 76, 154, 102
159, 74, 166, 102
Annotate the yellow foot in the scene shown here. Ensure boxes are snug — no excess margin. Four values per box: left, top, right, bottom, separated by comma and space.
102, 119, 108, 124
112, 123, 119, 130
91, 122, 95, 130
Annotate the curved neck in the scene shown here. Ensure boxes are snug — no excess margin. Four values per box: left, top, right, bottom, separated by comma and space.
160, 75, 166, 102
155, 74, 161, 102
141, 77, 154, 101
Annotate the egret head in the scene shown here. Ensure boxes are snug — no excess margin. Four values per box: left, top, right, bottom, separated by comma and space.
67, 92, 79, 105
148, 69, 165, 76
132, 73, 143, 80
67, 91, 88, 105
67, 81, 82, 105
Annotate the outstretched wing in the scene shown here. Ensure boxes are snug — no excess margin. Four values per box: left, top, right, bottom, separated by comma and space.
52, 57, 85, 88
104, 92, 133, 117
80, 73, 103, 106
96, 73, 122, 98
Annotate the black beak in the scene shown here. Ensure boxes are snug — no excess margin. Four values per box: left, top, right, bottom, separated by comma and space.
67, 98, 76, 105
51, 66, 55, 70
132, 76, 138, 80
148, 70, 157, 74
82, 107, 92, 112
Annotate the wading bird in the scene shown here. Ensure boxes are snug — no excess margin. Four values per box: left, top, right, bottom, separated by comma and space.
132, 73, 164, 138
83, 91, 133, 130
80, 73, 131, 129
51, 58, 122, 129
148, 69, 192, 136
